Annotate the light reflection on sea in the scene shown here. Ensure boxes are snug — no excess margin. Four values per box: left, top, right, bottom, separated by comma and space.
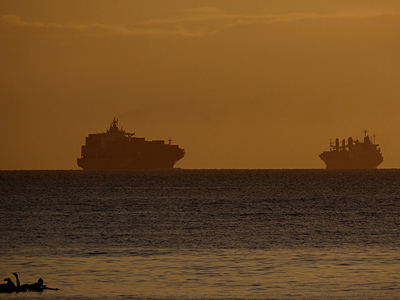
2, 248, 400, 300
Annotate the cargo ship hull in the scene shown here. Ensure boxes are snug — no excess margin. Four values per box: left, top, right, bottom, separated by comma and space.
77, 118, 185, 170
77, 156, 179, 170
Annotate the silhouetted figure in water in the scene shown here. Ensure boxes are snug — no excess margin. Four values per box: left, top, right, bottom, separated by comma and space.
13, 273, 59, 292
0, 278, 16, 293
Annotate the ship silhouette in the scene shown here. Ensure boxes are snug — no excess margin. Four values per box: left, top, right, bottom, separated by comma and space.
319, 130, 383, 169
77, 118, 185, 170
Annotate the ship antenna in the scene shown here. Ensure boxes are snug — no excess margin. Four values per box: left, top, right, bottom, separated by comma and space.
363, 129, 368, 137
108, 117, 119, 132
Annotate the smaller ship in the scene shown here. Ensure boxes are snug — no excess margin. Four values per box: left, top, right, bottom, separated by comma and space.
319, 130, 383, 169
77, 118, 185, 170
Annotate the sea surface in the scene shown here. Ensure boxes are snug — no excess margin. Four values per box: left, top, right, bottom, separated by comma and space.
0, 169, 399, 299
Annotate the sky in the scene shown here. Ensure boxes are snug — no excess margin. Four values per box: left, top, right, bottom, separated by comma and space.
1, 0, 400, 169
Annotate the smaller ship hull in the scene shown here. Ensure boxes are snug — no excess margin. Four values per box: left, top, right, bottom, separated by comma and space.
319, 152, 382, 169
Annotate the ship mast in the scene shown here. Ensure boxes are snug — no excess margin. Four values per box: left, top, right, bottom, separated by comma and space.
111, 117, 118, 129
108, 117, 120, 133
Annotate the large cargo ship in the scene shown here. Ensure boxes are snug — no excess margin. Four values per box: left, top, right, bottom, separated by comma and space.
319, 130, 383, 169
77, 118, 185, 170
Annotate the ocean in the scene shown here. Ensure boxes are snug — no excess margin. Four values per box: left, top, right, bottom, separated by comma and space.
0, 169, 399, 299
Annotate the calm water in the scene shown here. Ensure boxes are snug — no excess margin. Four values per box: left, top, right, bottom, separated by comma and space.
1, 169, 400, 299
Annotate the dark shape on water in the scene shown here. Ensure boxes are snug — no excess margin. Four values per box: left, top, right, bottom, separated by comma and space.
319, 130, 383, 169
13, 273, 43, 292
0, 273, 59, 293
0, 278, 16, 293
13, 273, 59, 292
77, 118, 185, 170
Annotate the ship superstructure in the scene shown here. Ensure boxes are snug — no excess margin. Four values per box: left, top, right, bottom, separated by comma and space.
77, 118, 185, 170
319, 130, 383, 169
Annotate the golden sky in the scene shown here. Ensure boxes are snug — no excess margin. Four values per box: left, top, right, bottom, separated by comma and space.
1, 0, 400, 169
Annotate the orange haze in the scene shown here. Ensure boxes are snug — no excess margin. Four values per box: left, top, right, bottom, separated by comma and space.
1, 0, 400, 169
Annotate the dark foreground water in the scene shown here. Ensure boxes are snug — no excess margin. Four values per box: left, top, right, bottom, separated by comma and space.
0, 169, 399, 299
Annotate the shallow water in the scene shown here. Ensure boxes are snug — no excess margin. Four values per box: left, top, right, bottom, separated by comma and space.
3, 249, 400, 299
1, 170, 400, 299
